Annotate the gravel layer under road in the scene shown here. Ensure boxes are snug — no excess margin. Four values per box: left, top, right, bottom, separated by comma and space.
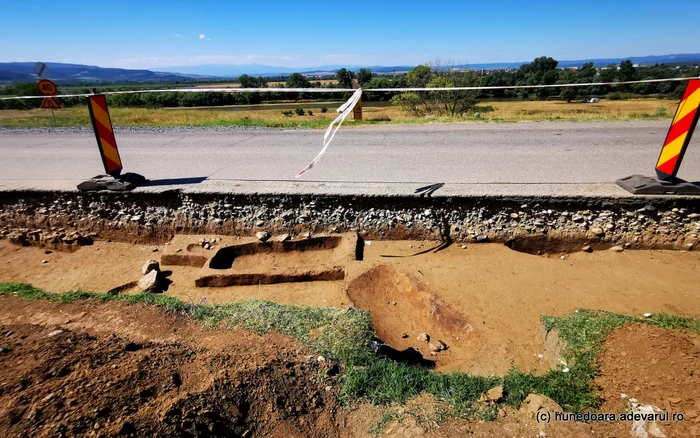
1, 121, 699, 196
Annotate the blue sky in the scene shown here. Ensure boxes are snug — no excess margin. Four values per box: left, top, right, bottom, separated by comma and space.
2, 0, 698, 69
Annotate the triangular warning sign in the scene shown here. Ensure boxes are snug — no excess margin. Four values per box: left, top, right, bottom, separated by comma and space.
41, 97, 61, 109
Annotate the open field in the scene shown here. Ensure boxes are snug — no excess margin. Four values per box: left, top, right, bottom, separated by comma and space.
0, 99, 679, 128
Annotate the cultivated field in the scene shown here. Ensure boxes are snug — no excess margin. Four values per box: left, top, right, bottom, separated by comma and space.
0, 99, 679, 128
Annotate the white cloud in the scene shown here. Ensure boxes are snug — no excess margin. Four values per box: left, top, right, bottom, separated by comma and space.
175, 34, 181, 37
199, 34, 206, 40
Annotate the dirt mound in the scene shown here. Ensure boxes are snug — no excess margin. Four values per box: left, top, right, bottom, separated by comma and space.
0, 298, 342, 438
346, 265, 472, 368
596, 323, 700, 438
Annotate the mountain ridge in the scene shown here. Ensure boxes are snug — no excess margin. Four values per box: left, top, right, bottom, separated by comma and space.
1, 53, 699, 83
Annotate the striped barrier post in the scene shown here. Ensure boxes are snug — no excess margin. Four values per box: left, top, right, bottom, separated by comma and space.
77, 92, 145, 191
616, 78, 700, 195
87, 94, 123, 177
655, 79, 700, 180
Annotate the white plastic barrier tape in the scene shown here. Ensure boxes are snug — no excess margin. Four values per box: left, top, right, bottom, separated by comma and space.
0, 76, 695, 100
0, 87, 356, 100
364, 76, 697, 92
296, 88, 363, 178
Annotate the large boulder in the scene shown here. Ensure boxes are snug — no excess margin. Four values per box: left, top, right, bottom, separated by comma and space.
138, 270, 159, 292
142, 259, 160, 275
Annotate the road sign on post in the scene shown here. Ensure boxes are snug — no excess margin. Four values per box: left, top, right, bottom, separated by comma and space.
36, 77, 60, 122
40, 98, 61, 109
77, 93, 145, 191
34, 62, 50, 79
617, 78, 700, 195
37, 79, 57, 96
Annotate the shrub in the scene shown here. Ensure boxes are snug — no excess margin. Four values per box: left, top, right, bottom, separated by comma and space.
654, 107, 668, 117
321, 107, 328, 113
472, 105, 495, 113
282, 110, 293, 117
308, 110, 313, 116
295, 108, 305, 116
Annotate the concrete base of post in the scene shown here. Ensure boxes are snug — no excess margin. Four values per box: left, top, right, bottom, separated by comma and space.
77, 173, 146, 191
616, 174, 700, 195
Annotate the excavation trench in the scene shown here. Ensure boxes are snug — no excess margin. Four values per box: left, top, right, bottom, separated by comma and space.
1, 191, 700, 374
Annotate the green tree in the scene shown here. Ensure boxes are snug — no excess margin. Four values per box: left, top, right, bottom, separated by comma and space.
406, 64, 433, 87
577, 62, 597, 81
599, 64, 617, 83
357, 68, 373, 86
521, 56, 558, 76
335, 68, 355, 88
561, 87, 578, 102
238, 74, 267, 88
619, 60, 637, 82
286, 73, 311, 88
392, 70, 479, 117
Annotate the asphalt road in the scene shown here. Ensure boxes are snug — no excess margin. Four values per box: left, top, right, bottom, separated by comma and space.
1, 121, 698, 196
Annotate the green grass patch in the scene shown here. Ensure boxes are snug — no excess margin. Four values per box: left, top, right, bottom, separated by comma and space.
2, 283, 700, 417
0, 282, 371, 363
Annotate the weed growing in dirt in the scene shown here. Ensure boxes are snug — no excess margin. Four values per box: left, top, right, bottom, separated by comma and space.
523, 310, 700, 411
193, 301, 373, 363
368, 411, 400, 437
341, 356, 500, 418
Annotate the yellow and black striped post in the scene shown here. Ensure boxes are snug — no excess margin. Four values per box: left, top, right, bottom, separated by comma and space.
655, 79, 700, 180
87, 94, 123, 177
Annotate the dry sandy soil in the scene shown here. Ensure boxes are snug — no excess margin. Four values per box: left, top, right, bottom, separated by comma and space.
2, 236, 699, 376
1, 297, 699, 437
2, 235, 700, 436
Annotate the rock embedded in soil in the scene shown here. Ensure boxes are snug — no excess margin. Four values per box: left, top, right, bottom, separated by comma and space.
482, 385, 504, 403
138, 270, 159, 292
521, 394, 563, 418
142, 260, 160, 275
277, 234, 291, 242
610, 246, 625, 252
256, 231, 271, 242
590, 227, 605, 237
582, 245, 593, 253
417, 333, 430, 343
429, 340, 447, 352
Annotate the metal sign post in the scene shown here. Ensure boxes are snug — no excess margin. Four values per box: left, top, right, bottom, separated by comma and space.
35, 64, 60, 124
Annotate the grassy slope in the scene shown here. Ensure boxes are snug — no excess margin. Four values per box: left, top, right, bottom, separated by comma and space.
1, 282, 698, 419
0, 99, 678, 128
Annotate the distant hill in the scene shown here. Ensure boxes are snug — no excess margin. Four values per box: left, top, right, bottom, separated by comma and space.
151, 63, 419, 77
463, 53, 700, 70
0, 62, 204, 83
2, 53, 698, 84
153, 54, 700, 76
